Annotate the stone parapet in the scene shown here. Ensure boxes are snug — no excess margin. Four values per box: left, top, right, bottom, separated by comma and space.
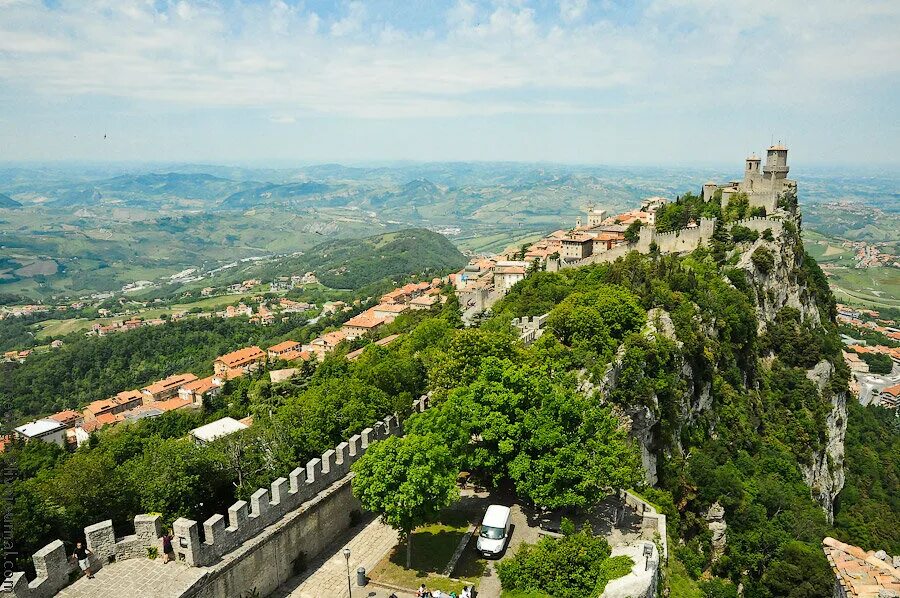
621, 489, 668, 564
1, 396, 429, 597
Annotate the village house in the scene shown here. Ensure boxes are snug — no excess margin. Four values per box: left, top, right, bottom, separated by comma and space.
48, 410, 84, 429
371, 303, 408, 322
141, 373, 198, 403
409, 295, 440, 310
321, 301, 348, 315
13, 419, 67, 447
279, 298, 315, 313
843, 351, 870, 374
214, 346, 266, 378
278, 348, 310, 362
305, 329, 349, 359
346, 334, 401, 361
879, 384, 900, 409
268, 340, 302, 360
178, 376, 221, 406
494, 263, 527, 291
560, 232, 594, 260
190, 416, 250, 445
342, 312, 386, 340
84, 390, 143, 421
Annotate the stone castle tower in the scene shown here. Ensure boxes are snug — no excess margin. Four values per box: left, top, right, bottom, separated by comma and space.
735, 144, 796, 213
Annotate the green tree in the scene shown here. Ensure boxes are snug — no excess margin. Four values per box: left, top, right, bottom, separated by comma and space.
624, 220, 643, 243
351, 434, 457, 568
759, 541, 834, 598
497, 529, 631, 598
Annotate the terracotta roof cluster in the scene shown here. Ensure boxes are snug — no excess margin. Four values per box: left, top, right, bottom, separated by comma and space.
822, 537, 900, 597
344, 312, 386, 330
48, 410, 82, 426
217, 346, 265, 368
268, 340, 301, 354
181, 376, 218, 396
142, 373, 198, 396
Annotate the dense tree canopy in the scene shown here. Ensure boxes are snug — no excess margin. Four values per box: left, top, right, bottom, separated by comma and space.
351, 434, 458, 568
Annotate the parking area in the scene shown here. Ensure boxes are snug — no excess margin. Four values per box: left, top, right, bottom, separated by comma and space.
273, 488, 652, 598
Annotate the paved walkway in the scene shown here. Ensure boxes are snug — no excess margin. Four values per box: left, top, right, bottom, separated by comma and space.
56, 557, 206, 598
272, 517, 412, 598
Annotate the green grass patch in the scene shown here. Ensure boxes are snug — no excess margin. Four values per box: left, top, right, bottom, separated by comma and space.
368, 510, 483, 594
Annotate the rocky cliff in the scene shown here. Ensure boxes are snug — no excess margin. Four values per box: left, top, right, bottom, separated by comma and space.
802, 359, 847, 523
589, 213, 847, 522
736, 220, 822, 330
735, 216, 847, 521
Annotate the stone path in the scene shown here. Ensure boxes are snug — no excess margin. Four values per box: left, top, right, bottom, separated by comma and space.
272, 517, 411, 598
56, 557, 206, 598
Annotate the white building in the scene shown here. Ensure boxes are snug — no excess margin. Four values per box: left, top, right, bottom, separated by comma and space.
190, 417, 249, 444
14, 419, 67, 447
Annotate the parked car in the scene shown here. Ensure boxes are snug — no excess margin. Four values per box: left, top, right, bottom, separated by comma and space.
476, 504, 512, 558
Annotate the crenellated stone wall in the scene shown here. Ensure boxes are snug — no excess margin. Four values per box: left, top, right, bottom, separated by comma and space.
1, 396, 429, 598
730, 215, 784, 236
172, 412, 404, 568
562, 216, 785, 269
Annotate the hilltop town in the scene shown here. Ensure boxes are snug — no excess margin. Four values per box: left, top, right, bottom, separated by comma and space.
6, 277, 447, 450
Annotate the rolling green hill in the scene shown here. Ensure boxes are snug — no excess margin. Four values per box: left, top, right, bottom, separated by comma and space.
240, 228, 467, 290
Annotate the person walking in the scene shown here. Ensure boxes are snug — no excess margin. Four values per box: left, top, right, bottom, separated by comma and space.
162, 530, 174, 564
70, 541, 94, 579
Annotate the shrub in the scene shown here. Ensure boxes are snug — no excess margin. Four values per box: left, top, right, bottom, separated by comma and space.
762, 228, 774, 241
497, 529, 631, 598
751, 247, 775, 274
730, 225, 759, 244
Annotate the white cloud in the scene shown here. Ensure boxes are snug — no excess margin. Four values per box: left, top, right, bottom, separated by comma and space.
0, 0, 896, 121
269, 115, 297, 124
330, 1, 366, 37
559, 0, 587, 23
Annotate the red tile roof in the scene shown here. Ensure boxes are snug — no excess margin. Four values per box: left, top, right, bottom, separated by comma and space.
48, 410, 82, 426
217, 346, 265, 368
182, 376, 217, 395
142, 373, 198, 396
344, 312, 386, 330
268, 340, 301, 353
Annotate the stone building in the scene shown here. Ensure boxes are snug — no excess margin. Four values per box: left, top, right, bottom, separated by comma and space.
706, 144, 797, 213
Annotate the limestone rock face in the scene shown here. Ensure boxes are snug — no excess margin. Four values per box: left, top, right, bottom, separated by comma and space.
800, 359, 847, 523
736, 223, 821, 331
705, 502, 727, 562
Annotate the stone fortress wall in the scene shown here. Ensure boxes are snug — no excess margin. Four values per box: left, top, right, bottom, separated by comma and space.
2, 397, 430, 598
563, 215, 784, 269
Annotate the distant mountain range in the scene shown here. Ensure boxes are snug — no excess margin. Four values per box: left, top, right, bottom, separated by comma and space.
0, 193, 21, 208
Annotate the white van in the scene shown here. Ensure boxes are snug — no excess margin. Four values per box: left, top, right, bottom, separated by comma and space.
476, 504, 512, 558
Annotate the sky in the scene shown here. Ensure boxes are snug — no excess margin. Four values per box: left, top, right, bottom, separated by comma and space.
0, 0, 898, 166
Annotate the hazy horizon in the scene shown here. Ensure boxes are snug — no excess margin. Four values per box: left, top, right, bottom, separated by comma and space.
1, 1, 899, 166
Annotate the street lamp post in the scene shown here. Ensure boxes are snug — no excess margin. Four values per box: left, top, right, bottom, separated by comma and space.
343, 548, 351, 597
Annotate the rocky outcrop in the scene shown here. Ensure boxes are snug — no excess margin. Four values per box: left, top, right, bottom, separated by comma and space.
705, 502, 727, 563
588, 308, 708, 486
801, 359, 847, 523
736, 219, 821, 331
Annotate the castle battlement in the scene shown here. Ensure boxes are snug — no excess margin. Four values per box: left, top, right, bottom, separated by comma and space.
1, 396, 429, 598
561, 215, 786, 269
